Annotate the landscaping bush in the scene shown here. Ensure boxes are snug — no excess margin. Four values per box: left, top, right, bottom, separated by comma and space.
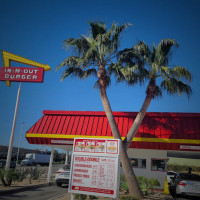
15, 169, 29, 182
89, 195, 97, 200
0, 169, 20, 186
119, 196, 140, 200
74, 194, 97, 200
136, 176, 160, 195
30, 167, 41, 180
75, 194, 87, 200
120, 174, 160, 195
120, 174, 129, 193
168, 164, 200, 173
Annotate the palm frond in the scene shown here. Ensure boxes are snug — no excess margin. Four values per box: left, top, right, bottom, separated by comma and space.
61, 67, 84, 81
153, 86, 162, 98
172, 66, 192, 83
159, 66, 171, 79
64, 37, 89, 56
107, 63, 126, 80
60, 67, 97, 81
134, 41, 150, 58
82, 68, 97, 78
112, 23, 130, 52
56, 56, 82, 71
157, 39, 178, 56
161, 78, 192, 98
88, 20, 107, 39
117, 47, 139, 66
156, 39, 178, 66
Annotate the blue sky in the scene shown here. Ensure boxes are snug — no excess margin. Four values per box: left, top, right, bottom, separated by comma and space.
0, 0, 200, 152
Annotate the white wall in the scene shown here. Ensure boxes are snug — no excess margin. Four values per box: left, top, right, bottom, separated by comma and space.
121, 149, 167, 189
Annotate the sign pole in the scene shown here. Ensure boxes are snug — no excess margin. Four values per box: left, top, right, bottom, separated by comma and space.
5, 82, 22, 171
16, 121, 24, 165
1, 50, 51, 170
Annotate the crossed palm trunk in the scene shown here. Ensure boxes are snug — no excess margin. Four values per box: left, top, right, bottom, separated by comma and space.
98, 68, 144, 198
58, 20, 192, 199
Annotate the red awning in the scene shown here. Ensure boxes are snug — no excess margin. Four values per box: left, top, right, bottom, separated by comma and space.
26, 110, 200, 151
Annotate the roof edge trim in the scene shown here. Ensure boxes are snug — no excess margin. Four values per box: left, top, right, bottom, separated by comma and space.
43, 110, 200, 117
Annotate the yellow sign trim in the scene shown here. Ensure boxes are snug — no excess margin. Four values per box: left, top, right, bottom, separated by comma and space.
26, 133, 200, 144
2, 50, 51, 86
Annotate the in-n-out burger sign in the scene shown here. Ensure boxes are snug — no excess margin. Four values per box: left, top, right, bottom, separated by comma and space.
0, 67, 44, 83
0, 50, 51, 86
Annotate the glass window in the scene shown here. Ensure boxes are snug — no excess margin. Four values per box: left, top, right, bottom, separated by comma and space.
151, 159, 166, 171
130, 158, 146, 168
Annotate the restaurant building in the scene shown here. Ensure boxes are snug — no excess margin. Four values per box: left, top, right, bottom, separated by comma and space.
26, 110, 200, 188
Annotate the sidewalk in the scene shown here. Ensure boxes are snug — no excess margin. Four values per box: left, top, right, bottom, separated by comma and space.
0, 180, 173, 200
52, 192, 174, 200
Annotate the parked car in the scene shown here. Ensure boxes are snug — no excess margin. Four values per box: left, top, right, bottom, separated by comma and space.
55, 164, 70, 186
0, 159, 16, 169
167, 171, 177, 184
169, 172, 200, 198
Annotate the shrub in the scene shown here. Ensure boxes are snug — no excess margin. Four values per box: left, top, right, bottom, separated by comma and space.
120, 174, 160, 195
30, 167, 41, 180
120, 174, 129, 193
15, 169, 29, 182
136, 176, 160, 195
167, 164, 200, 173
89, 195, 97, 200
119, 195, 140, 200
0, 169, 19, 187
75, 194, 87, 200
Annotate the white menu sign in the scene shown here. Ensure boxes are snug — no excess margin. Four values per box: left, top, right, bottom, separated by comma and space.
69, 138, 121, 198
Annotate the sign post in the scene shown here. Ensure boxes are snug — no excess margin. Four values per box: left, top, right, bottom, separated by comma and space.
69, 138, 121, 199
0, 50, 51, 171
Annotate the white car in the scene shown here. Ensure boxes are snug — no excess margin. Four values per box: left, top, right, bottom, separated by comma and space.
167, 171, 177, 184
169, 172, 200, 198
55, 164, 70, 186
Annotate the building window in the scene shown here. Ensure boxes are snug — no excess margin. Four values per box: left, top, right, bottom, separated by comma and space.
151, 159, 167, 171
130, 158, 146, 168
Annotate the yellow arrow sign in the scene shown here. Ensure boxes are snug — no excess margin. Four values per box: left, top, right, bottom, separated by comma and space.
2, 50, 51, 86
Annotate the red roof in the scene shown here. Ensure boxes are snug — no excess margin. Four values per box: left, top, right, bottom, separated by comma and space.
26, 110, 200, 151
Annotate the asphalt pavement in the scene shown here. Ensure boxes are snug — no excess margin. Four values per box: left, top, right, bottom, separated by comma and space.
0, 184, 68, 200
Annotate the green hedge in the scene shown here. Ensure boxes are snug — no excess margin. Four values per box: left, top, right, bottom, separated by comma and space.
167, 164, 200, 173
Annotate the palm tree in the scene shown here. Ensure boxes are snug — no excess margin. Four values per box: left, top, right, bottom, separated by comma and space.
57, 21, 143, 198
117, 39, 192, 149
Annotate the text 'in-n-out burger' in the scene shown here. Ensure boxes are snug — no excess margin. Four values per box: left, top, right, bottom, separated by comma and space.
0, 67, 44, 83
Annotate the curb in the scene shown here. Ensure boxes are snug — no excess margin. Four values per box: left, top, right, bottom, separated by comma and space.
0, 182, 55, 195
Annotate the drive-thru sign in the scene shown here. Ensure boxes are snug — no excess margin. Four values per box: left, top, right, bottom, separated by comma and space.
69, 138, 121, 198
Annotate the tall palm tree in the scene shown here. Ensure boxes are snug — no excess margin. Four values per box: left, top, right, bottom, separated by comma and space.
57, 21, 143, 198
117, 39, 192, 149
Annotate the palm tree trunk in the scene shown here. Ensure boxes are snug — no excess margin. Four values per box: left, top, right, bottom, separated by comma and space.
125, 93, 153, 150
120, 142, 144, 198
99, 80, 143, 199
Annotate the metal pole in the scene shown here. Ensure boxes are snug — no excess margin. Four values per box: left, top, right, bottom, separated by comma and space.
5, 82, 22, 171
65, 149, 69, 164
47, 147, 54, 183
16, 122, 24, 165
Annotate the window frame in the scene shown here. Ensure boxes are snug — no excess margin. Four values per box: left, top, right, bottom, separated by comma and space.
151, 158, 167, 172
129, 158, 146, 169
